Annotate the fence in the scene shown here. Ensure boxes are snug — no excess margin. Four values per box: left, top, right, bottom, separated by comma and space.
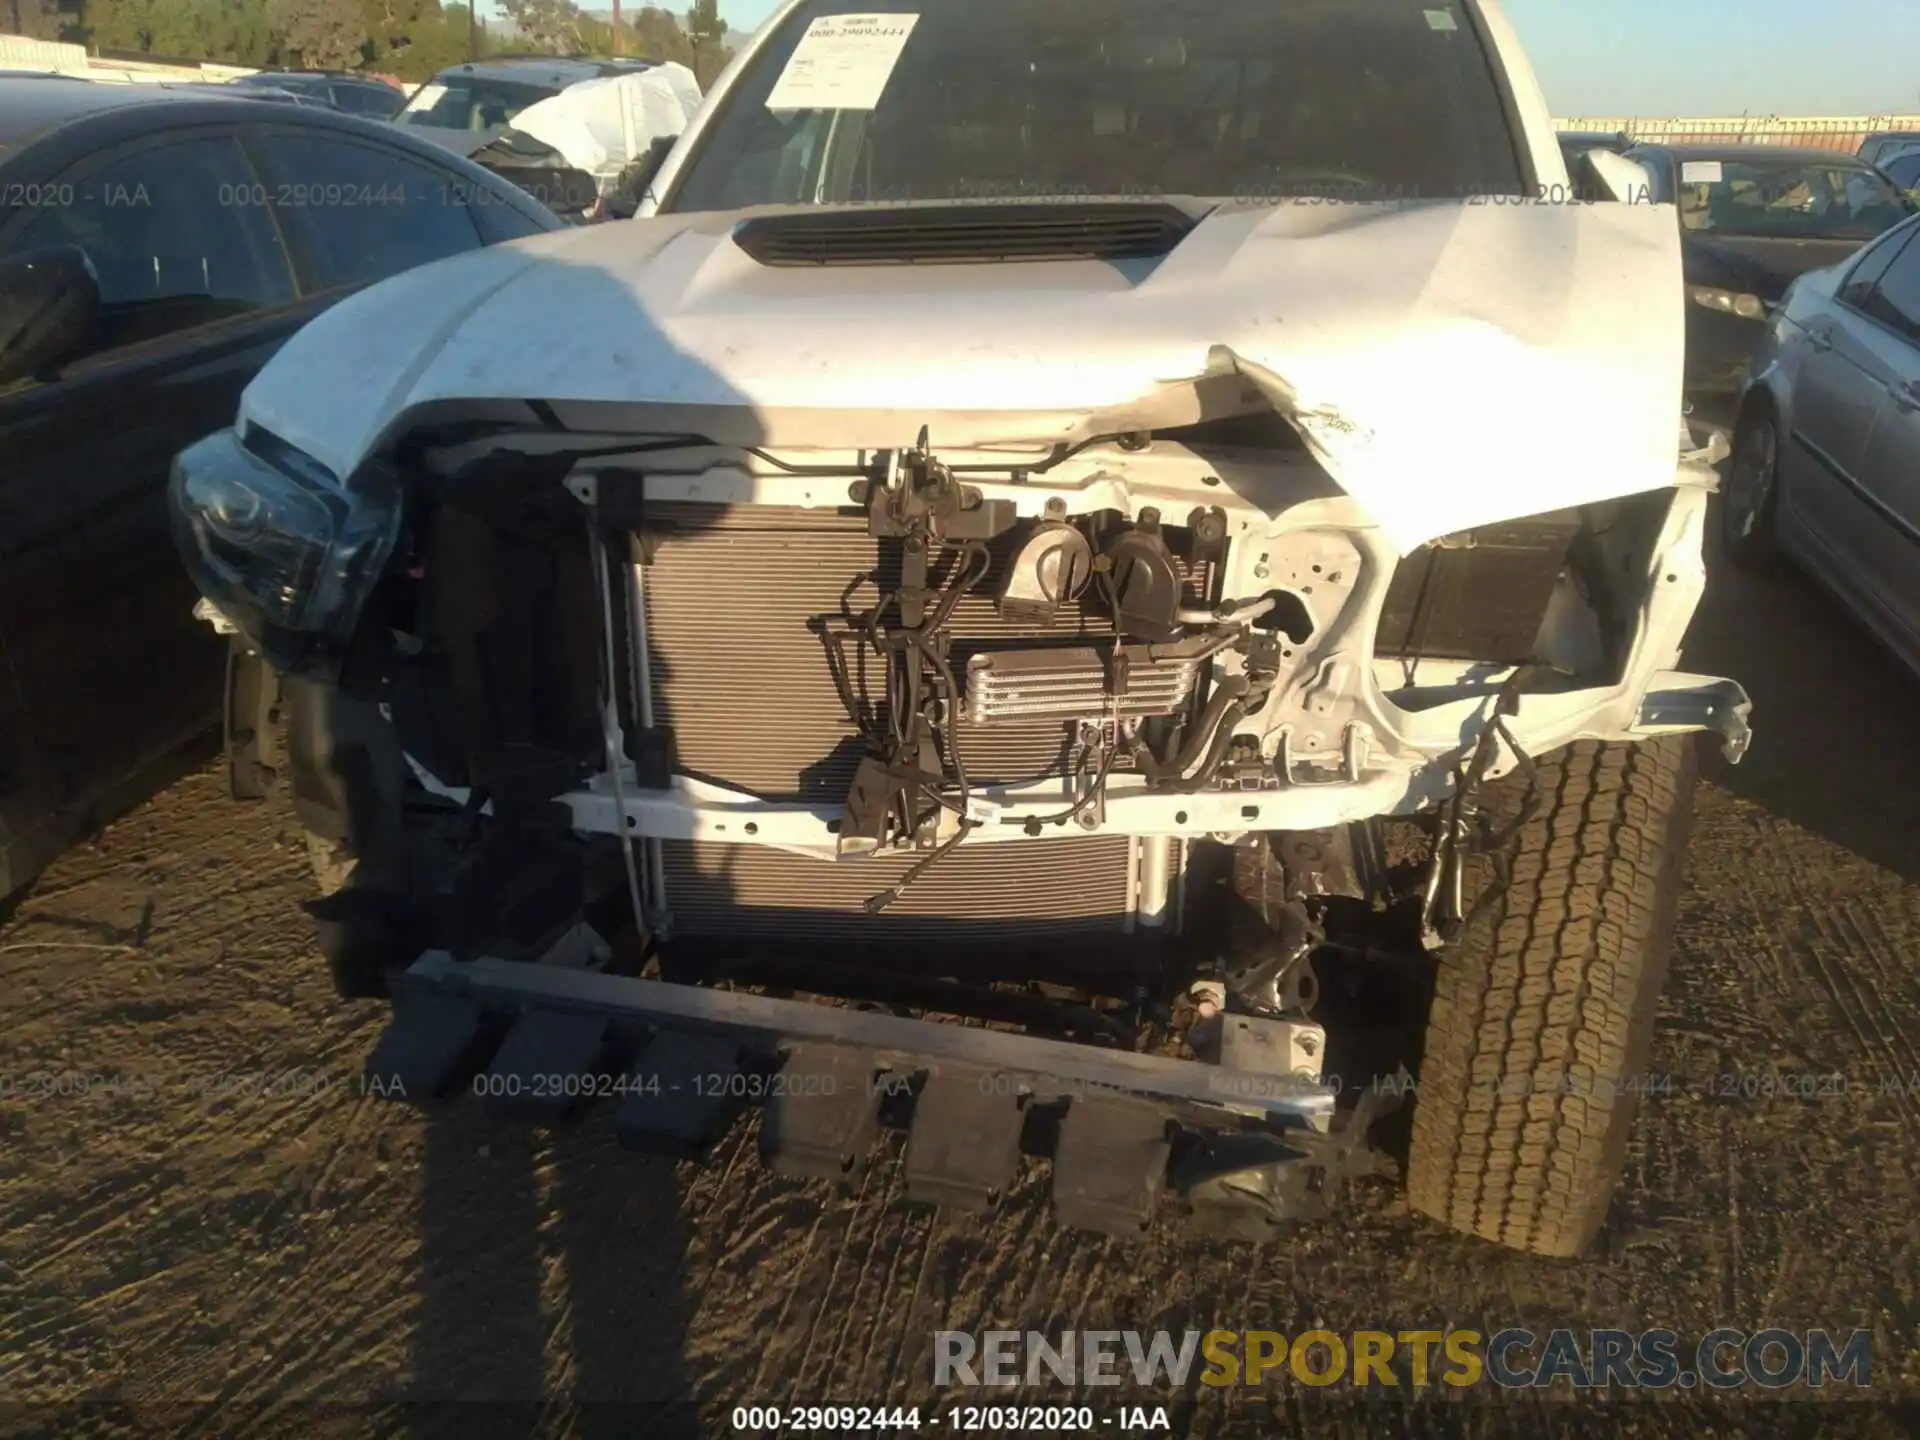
1556, 115, 1920, 154
0, 34, 89, 73
0, 33, 258, 84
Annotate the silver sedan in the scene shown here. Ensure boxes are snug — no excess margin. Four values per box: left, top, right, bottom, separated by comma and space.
1727, 211, 1920, 678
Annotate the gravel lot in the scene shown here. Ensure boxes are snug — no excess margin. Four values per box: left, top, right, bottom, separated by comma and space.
2, 536, 1917, 1437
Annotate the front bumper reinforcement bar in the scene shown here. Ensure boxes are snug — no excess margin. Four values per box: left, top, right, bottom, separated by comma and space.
387, 951, 1339, 1128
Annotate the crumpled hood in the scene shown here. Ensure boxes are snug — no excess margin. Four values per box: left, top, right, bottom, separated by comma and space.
240, 198, 1686, 553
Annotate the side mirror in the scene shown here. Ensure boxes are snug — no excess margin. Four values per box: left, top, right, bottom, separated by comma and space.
0, 244, 101, 385
1579, 148, 1655, 205
602, 132, 680, 221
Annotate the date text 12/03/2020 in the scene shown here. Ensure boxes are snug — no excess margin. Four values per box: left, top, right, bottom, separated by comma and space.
461, 1068, 1893, 1106
728, 1406, 1173, 1432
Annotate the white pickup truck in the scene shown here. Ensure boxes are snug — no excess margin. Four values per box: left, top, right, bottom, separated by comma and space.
169, 0, 1748, 1257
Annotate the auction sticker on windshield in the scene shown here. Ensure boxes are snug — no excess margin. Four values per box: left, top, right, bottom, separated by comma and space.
1682, 161, 1725, 184
765, 13, 920, 111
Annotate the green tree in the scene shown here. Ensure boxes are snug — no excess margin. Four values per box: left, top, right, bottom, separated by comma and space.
684, 0, 718, 49
384, 3, 493, 79
355, 0, 429, 66
6, 0, 79, 41
272, 0, 367, 68
498, 0, 584, 54
81, 0, 209, 56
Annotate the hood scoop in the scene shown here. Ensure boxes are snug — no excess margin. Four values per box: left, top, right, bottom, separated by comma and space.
731, 202, 1203, 266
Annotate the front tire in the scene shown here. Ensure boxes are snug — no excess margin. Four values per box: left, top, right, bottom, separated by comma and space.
1722, 410, 1781, 567
1406, 737, 1697, 1258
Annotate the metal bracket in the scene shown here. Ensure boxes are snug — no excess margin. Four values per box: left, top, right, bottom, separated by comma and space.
1051, 1097, 1172, 1237
903, 1067, 1026, 1212
481, 1010, 610, 1123
363, 992, 493, 1101
619, 1030, 749, 1156
1634, 673, 1754, 764
759, 1043, 887, 1186
1274, 722, 1369, 786
1172, 1075, 1405, 1238
1219, 1013, 1326, 1082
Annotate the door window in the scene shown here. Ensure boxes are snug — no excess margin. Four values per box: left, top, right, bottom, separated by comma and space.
331, 82, 401, 117
255, 132, 486, 289
396, 77, 559, 132
1839, 225, 1917, 309
1861, 232, 1920, 343
8, 133, 294, 355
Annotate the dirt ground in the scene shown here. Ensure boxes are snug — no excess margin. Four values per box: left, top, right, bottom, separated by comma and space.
3, 537, 1918, 1439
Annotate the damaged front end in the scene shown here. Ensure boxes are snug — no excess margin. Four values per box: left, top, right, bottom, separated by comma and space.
170, 367, 1748, 1237
175, 383, 1746, 966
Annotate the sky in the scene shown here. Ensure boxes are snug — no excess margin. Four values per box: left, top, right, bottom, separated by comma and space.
696, 0, 1920, 118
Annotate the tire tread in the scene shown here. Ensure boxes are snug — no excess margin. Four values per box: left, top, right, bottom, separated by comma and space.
1406, 736, 1697, 1257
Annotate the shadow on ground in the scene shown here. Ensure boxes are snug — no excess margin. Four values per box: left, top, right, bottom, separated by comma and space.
405, 1104, 702, 1435
1681, 499, 1920, 881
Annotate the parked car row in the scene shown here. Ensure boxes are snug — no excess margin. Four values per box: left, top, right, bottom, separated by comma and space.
0, 53, 711, 903
392, 57, 702, 223
0, 75, 568, 902
1724, 209, 1920, 678
37, 56, 703, 223
1559, 128, 1920, 432
1622, 143, 1916, 421
390, 56, 656, 143
1555, 127, 1920, 702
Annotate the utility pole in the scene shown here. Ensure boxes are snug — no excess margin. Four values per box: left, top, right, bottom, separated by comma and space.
612, 0, 622, 56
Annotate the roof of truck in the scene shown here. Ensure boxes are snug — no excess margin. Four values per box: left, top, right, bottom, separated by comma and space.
423, 57, 641, 90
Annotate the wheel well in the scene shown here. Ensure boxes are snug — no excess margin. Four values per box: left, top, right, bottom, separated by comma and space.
1736, 384, 1779, 434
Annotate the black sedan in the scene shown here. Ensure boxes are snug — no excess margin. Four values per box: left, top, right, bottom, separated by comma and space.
0, 76, 563, 902
1622, 143, 1917, 429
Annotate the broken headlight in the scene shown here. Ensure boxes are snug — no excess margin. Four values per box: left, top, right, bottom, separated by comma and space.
168, 426, 401, 669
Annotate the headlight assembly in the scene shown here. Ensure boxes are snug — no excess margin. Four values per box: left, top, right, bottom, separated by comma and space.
1689, 286, 1768, 320
168, 427, 402, 667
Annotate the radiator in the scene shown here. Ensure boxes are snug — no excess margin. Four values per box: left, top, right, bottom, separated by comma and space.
639, 504, 1212, 801
636, 504, 1206, 943
659, 836, 1147, 942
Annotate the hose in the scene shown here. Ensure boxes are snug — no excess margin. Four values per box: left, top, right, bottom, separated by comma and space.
1137, 675, 1249, 783
1160, 699, 1250, 792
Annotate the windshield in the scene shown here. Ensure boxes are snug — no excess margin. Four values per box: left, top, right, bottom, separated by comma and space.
398, 77, 559, 131
1887, 153, 1920, 193
1677, 159, 1910, 241
667, 0, 1525, 212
